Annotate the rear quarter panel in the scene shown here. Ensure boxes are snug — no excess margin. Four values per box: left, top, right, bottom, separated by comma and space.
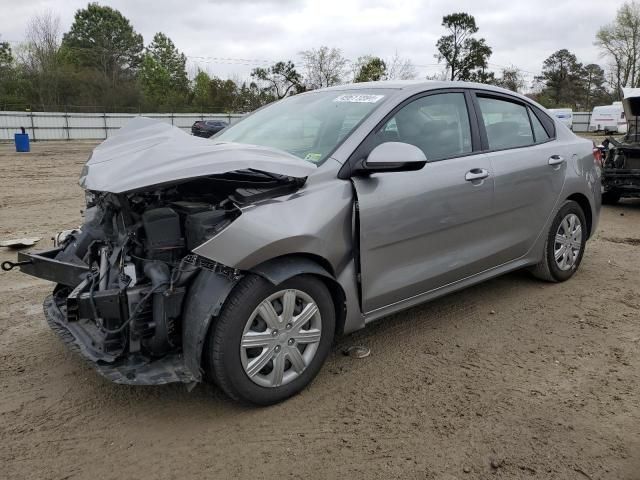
557, 124, 601, 236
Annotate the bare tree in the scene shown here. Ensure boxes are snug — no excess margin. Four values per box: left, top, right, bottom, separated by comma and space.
425, 70, 450, 81
20, 11, 64, 108
386, 51, 417, 80
596, 1, 640, 92
496, 66, 526, 93
299, 46, 348, 89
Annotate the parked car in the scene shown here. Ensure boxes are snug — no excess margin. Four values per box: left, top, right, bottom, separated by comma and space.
191, 119, 228, 137
3, 81, 601, 405
548, 108, 573, 130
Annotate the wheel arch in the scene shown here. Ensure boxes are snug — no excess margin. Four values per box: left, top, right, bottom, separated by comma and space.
250, 253, 347, 337
566, 193, 593, 239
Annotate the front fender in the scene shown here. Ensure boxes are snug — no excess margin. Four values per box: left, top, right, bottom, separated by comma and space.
192, 176, 353, 272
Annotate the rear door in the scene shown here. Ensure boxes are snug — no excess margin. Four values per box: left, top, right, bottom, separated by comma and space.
472, 92, 566, 264
352, 90, 498, 313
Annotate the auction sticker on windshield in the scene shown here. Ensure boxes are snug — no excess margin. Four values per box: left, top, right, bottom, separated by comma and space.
333, 94, 385, 103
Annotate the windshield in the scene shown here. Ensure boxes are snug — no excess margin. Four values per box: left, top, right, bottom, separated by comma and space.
213, 89, 393, 164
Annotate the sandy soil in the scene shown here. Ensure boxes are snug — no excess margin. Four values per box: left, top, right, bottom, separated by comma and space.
1, 141, 639, 480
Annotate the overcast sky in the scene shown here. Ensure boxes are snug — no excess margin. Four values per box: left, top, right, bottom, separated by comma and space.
0, 0, 629, 84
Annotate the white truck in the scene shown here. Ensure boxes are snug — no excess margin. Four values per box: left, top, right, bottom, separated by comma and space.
548, 108, 573, 130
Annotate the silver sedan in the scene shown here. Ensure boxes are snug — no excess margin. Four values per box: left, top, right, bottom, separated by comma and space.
8, 81, 601, 405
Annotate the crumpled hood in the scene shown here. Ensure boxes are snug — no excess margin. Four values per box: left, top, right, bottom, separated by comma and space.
79, 116, 316, 193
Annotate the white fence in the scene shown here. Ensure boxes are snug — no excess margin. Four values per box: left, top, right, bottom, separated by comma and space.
572, 112, 591, 133
0, 111, 245, 141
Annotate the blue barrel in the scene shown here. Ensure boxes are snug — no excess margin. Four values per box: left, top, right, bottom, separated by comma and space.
15, 133, 30, 152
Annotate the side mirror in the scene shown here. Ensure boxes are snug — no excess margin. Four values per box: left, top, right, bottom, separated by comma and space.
353, 142, 427, 176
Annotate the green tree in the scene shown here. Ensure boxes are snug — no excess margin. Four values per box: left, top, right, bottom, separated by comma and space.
233, 81, 273, 112
189, 71, 273, 113
139, 32, 188, 110
435, 12, 492, 81
251, 61, 301, 99
582, 63, 610, 110
62, 3, 143, 88
536, 49, 584, 107
354, 56, 387, 82
0, 38, 27, 108
0, 39, 11, 71
191, 69, 211, 108
469, 68, 495, 84
0, 39, 15, 106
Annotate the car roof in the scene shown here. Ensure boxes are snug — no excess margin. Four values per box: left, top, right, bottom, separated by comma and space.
315, 80, 548, 115
320, 79, 515, 95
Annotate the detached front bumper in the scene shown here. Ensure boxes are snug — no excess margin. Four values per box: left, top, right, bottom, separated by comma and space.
44, 293, 196, 385
15, 248, 198, 385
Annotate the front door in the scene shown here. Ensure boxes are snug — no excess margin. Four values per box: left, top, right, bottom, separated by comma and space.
352, 91, 497, 313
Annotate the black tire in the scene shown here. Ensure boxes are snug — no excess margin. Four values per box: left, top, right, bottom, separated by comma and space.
206, 274, 335, 405
531, 200, 587, 283
602, 191, 620, 205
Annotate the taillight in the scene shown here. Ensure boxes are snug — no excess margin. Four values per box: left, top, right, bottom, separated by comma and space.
592, 142, 603, 167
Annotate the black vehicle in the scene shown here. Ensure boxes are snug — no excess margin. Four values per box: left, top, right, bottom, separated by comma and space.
601, 96, 640, 204
191, 119, 228, 138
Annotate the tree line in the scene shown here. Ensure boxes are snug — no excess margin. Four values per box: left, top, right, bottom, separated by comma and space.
1, 2, 639, 113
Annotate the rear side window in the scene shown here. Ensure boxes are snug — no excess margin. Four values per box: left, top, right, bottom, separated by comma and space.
529, 108, 550, 143
477, 97, 533, 150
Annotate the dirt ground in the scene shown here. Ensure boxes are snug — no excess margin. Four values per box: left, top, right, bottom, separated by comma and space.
1, 141, 639, 480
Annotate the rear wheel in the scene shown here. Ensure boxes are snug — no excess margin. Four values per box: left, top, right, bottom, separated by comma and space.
531, 200, 587, 282
207, 274, 335, 405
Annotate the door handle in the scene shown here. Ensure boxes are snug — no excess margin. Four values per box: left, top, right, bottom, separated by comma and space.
548, 155, 565, 166
465, 168, 489, 181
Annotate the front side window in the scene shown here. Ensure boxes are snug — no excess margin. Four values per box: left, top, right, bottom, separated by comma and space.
214, 89, 392, 164
477, 97, 534, 150
374, 92, 472, 161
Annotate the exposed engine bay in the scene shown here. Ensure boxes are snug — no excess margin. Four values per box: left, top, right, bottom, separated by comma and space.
13, 169, 305, 384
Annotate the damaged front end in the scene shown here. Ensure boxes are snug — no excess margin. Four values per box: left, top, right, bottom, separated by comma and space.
602, 137, 640, 199
16, 170, 305, 384
602, 95, 640, 200
6, 118, 316, 385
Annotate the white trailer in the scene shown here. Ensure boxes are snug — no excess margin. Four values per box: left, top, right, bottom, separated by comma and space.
588, 103, 626, 134
548, 108, 573, 129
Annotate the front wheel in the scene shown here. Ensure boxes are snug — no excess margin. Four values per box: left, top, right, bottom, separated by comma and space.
531, 200, 587, 282
206, 274, 335, 405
